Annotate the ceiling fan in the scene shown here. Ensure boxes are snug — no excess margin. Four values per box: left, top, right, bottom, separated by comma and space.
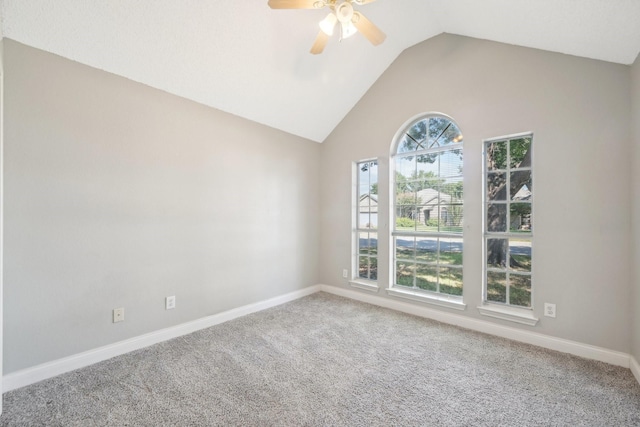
268, 0, 386, 54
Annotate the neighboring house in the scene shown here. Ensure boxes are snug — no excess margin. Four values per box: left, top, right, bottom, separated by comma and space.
359, 194, 378, 228
415, 188, 462, 226
511, 185, 532, 230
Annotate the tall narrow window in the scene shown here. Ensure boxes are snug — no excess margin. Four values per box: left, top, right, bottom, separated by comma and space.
355, 160, 378, 282
483, 134, 533, 308
391, 114, 463, 303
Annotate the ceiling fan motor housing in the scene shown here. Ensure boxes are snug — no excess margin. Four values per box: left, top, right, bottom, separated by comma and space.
336, 2, 354, 23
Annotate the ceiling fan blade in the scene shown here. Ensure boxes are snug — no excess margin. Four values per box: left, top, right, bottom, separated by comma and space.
310, 30, 330, 54
268, 0, 321, 9
352, 12, 386, 46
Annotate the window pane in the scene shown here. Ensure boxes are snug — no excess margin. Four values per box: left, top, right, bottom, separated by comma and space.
396, 213, 416, 231
396, 190, 417, 230
396, 190, 416, 205
442, 203, 463, 233
509, 137, 531, 168
415, 156, 440, 177
368, 232, 378, 252
487, 204, 507, 232
358, 256, 369, 280
440, 267, 463, 296
359, 194, 378, 229
368, 161, 378, 181
428, 117, 462, 147
487, 271, 507, 303
358, 183, 369, 199
510, 170, 532, 201
358, 232, 371, 255
407, 120, 427, 149
440, 151, 463, 178
358, 205, 371, 230
369, 257, 378, 280
396, 261, 414, 287
509, 203, 532, 232
440, 237, 463, 265
396, 156, 416, 181
359, 166, 369, 189
487, 238, 508, 269
422, 209, 438, 231
395, 236, 415, 260
440, 123, 463, 146
510, 274, 531, 307
415, 236, 438, 263
441, 176, 463, 197
410, 170, 441, 193
415, 265, 437, 292
397, 135, 418, 153
487, 172, 507, 201
509, 239, 531, 272
486, 140, 507, 170
368, 196, 378, 229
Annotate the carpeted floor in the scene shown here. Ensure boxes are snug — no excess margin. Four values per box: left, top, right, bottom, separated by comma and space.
2, 292, 640, 426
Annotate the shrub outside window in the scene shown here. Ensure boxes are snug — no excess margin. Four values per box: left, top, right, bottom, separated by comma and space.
392, 114, 463, 297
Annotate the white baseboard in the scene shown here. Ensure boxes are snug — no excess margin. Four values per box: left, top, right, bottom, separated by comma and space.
4, 283, 638, 392
319, 284, 632, 369
631, 356, 640, 385
3, 285, 321, 392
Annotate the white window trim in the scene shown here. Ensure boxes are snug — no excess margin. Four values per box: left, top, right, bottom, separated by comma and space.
353, 159, 379, 283
482, 132, 534, 317
387, 287, 466, 311
477, 304, 539, 326
349, 280, 380, 293
389, 113, 465, 301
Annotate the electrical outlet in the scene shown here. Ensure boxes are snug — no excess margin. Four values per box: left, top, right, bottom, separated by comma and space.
342, 269, 348, 279
113, 307, 125, 323
544, 303, 556, 318
166, 295, 176, 310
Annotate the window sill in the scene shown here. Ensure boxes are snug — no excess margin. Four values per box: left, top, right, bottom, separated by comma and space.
349, 280, 380, 293
477, 304, 539, 326
386, 287, 466, 311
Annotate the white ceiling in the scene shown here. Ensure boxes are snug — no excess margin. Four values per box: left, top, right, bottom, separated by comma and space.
3, 0, 640, 142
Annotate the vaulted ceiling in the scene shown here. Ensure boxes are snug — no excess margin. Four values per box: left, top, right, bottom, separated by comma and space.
3, 0, 640, 142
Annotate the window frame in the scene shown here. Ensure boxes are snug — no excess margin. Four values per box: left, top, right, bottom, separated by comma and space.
388, 113, 465, 310
351, 159, 379, 292
480, 132, 537, 325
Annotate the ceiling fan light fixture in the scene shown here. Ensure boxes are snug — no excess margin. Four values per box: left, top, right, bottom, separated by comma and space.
319, 12, 338, 36
268, 0, 386, 54
340, 21, 357, 40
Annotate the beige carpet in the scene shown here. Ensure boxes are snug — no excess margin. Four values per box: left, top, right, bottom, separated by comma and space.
2, 292, 639, 426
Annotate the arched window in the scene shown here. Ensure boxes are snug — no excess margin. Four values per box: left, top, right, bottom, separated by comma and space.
391, 114, 464, 304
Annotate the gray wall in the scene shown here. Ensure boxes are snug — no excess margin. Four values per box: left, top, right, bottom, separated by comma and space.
632, 54, 640, 360
320, 34, 633, 352
3, 40, 320, 373
3, 34, 638, 375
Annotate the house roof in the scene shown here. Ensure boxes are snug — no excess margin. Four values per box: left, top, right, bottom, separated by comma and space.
417, 188, 453, 205
3, 1, 639, 143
